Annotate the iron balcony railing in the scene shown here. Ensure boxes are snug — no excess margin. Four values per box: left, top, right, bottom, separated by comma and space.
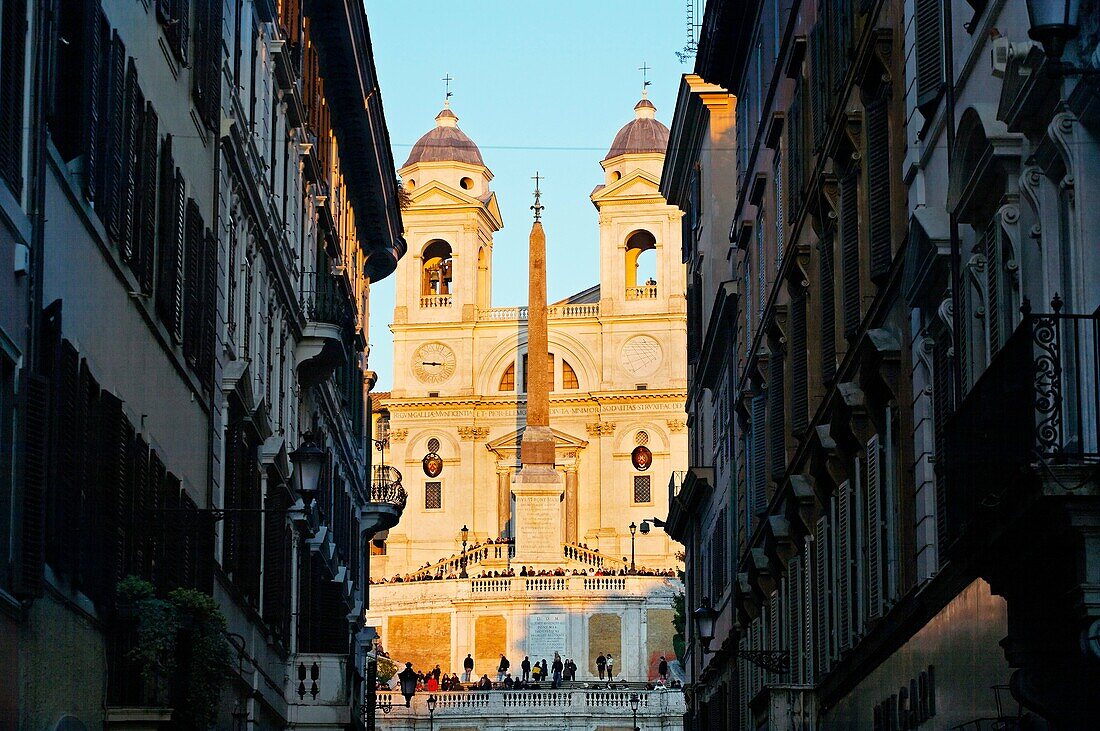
943, 302, 1099, 549
369, 464, 407, 509
302, 269, 350, 326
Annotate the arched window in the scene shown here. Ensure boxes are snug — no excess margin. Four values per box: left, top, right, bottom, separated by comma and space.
562, 359, 579, 390
421, 240, 453, 300
625, 230, 657, 297
499, 362, 515, 391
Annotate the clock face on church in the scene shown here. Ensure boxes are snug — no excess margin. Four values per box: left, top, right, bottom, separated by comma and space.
620, 335, 662, 377
412, 342, 457, 384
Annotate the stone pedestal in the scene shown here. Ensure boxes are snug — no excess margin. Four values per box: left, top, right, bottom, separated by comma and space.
511, 463, 563, 571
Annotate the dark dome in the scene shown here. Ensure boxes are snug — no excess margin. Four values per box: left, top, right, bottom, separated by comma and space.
402, 107, 485, 167
604, 97, 669, 161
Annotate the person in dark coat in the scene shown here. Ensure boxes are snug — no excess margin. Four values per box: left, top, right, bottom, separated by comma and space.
552, 653, 564, 688
521, 656, 531, 681
497, 653, 510, 682
658, 655, 669, 682
596, 653, 606, 680
463, 653, 474, 682
539, 659, 549, 682
398, 663, 418, 707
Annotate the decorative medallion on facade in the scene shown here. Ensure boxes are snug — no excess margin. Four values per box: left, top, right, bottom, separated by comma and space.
631, 445, 653, 471
389, 429, 409, 442
458, 426, 491, 440
422, 451, 444, 477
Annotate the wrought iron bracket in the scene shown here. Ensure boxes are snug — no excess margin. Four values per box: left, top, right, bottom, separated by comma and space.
736, 649, 791, 674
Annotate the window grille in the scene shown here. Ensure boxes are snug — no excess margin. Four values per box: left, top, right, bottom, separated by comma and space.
633, 475, 652, 504
425, 482, 442, 510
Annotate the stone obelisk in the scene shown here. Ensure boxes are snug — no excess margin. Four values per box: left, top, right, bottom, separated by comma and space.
511, 174, 564, 570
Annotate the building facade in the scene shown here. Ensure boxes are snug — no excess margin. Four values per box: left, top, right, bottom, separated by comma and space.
365, 97, 687, 710
0, 0, 404, 728
661, 71, 738, 729
667, 0, 1100, 728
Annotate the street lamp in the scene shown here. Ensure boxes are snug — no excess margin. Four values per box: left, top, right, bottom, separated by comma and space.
1025, 0, 1080, 59
693, 599, 719, 654
289, 434, 326, 502
629, 521, 637, 574
460, 524, 469, 578
630, 692, 640, 731
427, 694, 438, 731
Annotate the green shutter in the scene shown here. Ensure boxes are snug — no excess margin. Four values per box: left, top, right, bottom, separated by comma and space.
866, 95, 893, 281
820, 230, 837, 383
790, 292, 809, 433
18, 374, 50, 597
866, 434, 883, 620
840, 168, 861, 339
915, 0, 945, 112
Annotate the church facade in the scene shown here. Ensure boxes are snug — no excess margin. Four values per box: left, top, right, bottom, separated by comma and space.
366, 96, 688, 693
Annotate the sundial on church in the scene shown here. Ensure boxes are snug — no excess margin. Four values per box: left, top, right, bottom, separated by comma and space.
621, 335, 662, 377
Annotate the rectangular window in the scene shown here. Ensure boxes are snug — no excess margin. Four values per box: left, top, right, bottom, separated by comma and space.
425, 481, 442, 510
633, 475, 651, 504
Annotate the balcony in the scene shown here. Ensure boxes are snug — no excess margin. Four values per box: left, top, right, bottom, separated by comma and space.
420, 294, 452, 308
626, 284, 659, 300
665, 469, 709, 543
361, 464, 406, 537
942, 305, 1099, 552
297, 269, 350, 386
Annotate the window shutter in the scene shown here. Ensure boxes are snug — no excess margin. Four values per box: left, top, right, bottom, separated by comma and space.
165, 0, 190, 64
241, 450, 262, 606
18, 374, 49, 597
788, 83, 804, 223
155, 136, 178, 334
104, 33, 127, 244
191, 492, 216, 594
790, 292, 809, 434
82, 6, 106, 205
837, 480, 852, 651
769, 590, 781, 682
985, 220, 1007, 356
767, 350, 785, 477
192, 0, 222, 131
775, 153, 785, 270
96, 391, 130, 601
866, 95, 892, 281
803, 542, 814, 682
787, 561, 801, 684
147, 451, 166, 592
162, 472, 182, 591
170, 171, 186, 342
120, 60, 140, 260
200, 228, 218, 389
810, 21, 828, 150
263, 489, 291, 641
756, 213, 766, 317
223, 423, 242, 575
819, 230, 837, 383
183, 199, 203, 370
840, 168, 861, 339
130, 436, 150, 580
915, 0, 945, 113
52, 342, 81, 578
814, 517, 829, 678
932, 336, 951, 559
0, 0, 27, 196
750, 394, 768, 525
177, 489, 196, 589
866, 434, 883, 620
133, 102, 158, 295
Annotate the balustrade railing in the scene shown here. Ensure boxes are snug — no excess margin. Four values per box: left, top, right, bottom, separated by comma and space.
420, 294, 452, 308
376, 574, 678, 596
302, 269, 349, 326
625, 285, 658, 300
478, 303, 600, 322
372, 688, 684, 718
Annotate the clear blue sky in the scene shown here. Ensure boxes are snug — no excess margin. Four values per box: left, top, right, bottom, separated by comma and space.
364, 0, 686, 390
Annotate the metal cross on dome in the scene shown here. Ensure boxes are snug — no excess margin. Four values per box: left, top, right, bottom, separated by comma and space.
442, 72, 454, 103
639, 61, 652, 93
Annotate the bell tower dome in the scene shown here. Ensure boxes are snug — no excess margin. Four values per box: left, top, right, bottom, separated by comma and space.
590, 94, 684, 317
394, 104, 503, 327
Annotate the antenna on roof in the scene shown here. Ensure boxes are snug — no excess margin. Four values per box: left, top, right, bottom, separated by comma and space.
442, 73, 454, 106
675, 0, 700, 63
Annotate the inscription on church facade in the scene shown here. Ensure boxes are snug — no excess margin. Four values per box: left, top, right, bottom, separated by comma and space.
525, 614, 568, 663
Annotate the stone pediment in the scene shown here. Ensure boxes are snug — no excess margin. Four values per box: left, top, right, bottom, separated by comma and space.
485, 427, 589, 460
408, 181, 482, 208
589, 169, 663, 204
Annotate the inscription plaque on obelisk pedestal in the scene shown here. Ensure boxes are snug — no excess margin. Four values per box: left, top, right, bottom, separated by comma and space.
511, 176, 565, 570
